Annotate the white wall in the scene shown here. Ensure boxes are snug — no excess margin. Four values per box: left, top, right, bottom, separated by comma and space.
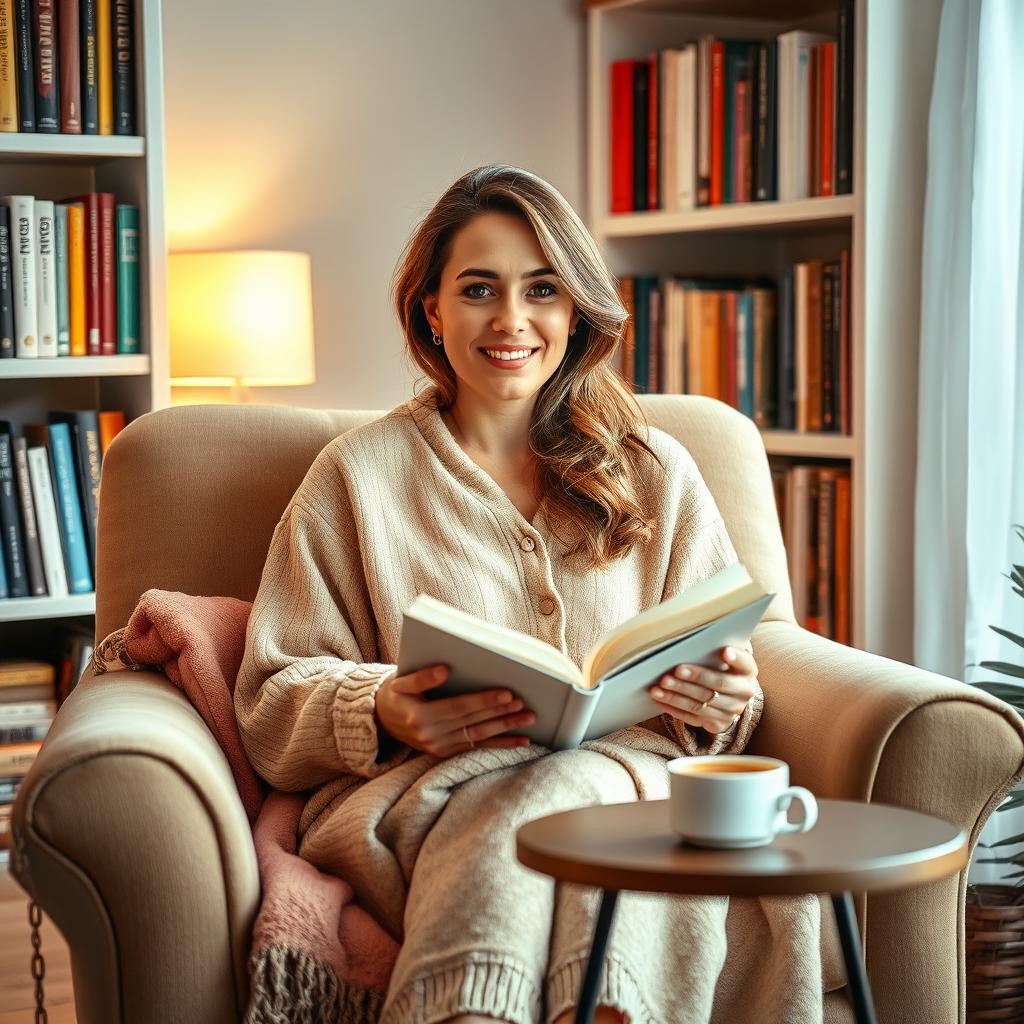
161, 0, 586, 411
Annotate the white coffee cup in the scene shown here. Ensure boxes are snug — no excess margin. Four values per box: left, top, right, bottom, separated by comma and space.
666, 754, 818, 849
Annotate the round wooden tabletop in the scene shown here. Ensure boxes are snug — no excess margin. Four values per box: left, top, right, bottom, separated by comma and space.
515, 798, 968, 897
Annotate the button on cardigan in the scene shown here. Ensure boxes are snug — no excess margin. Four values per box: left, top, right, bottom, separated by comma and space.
234, 385, 763, 795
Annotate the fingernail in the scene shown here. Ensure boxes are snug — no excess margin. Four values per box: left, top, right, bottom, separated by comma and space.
497, 691, 512, 703
678, 667, 692, 679
725, 647, 736, 662
652, 686, 665, 699
433, 666, 447, 681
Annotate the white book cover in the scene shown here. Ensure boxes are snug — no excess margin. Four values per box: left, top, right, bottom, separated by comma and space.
1, 195, 37, 358
777, 31, 829, 201
26, 445, 69, 598
676, 45, 696, 211
662, 49, 678, 212
34, 200, 57, 358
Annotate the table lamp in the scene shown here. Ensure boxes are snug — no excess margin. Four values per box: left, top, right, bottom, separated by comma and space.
169, 250, 316, 401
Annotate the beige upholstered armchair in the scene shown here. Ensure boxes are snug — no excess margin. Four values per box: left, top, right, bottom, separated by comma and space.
10, 396, 1024, 1023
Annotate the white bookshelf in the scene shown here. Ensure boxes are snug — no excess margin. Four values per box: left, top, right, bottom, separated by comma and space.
583, 0, 939, 660
0, 0, 168, 650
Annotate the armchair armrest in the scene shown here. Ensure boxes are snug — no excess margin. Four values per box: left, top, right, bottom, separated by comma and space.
749, 619, 1024, 1024
11, 671, 260, 1024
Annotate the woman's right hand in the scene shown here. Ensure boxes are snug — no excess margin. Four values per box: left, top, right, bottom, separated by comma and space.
374, 664, 536, 758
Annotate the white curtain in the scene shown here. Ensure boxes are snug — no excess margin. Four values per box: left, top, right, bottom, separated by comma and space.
915, 0, 1024, 885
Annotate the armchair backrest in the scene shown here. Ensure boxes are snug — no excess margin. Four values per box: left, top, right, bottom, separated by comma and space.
94, 395, 796, 642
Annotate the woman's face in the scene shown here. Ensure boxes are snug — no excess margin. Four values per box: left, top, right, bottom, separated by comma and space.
422, 210, 579, 408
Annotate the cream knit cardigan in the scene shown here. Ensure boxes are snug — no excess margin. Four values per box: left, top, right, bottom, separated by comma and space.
234, 388, 832, 1024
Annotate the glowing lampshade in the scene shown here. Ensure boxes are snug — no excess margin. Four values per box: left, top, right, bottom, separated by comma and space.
169, 250, 316, 387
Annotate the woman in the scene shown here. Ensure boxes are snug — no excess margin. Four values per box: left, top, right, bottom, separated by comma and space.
235, 165, 824, 1024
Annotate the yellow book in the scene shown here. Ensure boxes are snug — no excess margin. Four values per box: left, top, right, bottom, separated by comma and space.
97, 0, 113, 135
0, 0, 15, 131
67, 202, 86, 356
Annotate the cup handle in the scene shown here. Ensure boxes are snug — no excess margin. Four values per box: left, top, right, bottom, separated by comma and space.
774, 786, 819, 834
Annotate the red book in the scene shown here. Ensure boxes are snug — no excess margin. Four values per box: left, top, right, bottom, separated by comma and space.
809, 45, 820, 197
723, 291, 738, 407
58, 0, 81, 132
98, 192, 116, 354
610, 60, 635, 214
710, 41, 724, 206
66, 193, 101, 355
647, 53, 658, 210
839, 248, 851, 434
819, 41, 836, 196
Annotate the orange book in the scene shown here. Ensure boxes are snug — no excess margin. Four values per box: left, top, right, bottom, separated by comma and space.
0, 0, 16, 131
723, 291, 737, 408
700, 291, 722, 399
67, 201, 86, 355
806, 259, 823, 431
834, 471, 852, 645
98, 410, 125, 456
97, 0, 113, 134
816, 466, 838, 638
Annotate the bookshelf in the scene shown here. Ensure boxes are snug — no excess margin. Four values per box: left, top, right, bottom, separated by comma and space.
0, 0, 168, 660
583, 0, 939, 661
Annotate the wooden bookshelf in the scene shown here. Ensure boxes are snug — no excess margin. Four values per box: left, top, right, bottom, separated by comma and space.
583, 0, 938, 661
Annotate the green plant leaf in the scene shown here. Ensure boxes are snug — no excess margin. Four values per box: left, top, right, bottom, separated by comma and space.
975, 854, 1024, 864
1001, 868, 1024, 880
990, 626, 1024, 650
997, 792, 1024, 812
984, 832, 1024, 848
972, 682, 1024, 713
978, 661, 1024, 679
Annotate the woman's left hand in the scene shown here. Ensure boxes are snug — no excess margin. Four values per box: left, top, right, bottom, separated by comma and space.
648, 645, 759, 735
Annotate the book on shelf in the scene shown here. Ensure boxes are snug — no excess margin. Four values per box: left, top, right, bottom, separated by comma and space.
615, 253, 849, 433
0, 0, 135, 135
397, 562, 773, 751
607, 4, 853, 214
0, 660, 61, 813
0, 192, 139, 358
0, 410, 125, 599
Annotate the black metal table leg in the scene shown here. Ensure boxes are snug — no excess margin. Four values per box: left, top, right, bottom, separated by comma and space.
574, 889, 619, 1024
832, 892, 879, 1024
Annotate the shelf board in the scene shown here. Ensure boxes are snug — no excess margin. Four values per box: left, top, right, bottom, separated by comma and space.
761, 430, 855, 458
0, 594, 95, 622
0, 354, 150, 379
582, 0, 835, 16
599, 195, 855, 238
0, 133, 145, 162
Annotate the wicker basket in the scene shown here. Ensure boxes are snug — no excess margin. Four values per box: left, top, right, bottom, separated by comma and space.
967, 884, 1024, 1023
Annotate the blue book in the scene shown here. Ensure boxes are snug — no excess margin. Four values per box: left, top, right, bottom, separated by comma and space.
0, 534, 7, 597
632, 276, 653, 394
736, 291, 755, 418
47, 422, 93, 594
54, 205, 70, 356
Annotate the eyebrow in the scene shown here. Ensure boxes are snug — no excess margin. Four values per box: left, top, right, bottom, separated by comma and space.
454, 266, 557, 281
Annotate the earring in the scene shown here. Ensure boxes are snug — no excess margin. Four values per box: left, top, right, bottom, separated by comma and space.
431, 332, 443, 347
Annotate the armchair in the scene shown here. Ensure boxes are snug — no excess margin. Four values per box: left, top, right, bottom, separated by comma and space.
11, 396, 1024, 1023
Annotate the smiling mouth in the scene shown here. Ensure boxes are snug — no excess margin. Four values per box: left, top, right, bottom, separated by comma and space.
479, 347, 539, 367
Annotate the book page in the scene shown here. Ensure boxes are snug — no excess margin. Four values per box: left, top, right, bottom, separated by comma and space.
582, 563, 767, 686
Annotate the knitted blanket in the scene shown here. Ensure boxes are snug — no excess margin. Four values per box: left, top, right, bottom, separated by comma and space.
87, 589, 841, 1024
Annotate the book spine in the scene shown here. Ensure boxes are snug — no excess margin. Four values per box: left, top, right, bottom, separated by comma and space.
5, 196, 37, 357
11, 437, 45, 595
839, 248, 851, 434
0, 432, 28, 597
804, 468, 820, 633
648, 51, 659, 211
722, 43, 737, 204
835, 0, 854, 194
66, 201, 85, 355
0, 743, 42, 774
48, 410, 99, 575
834, 472, 851, 644
112, 0, 132, 133
806, 259, 823, 431
58, 0, 81, 132
32, 0, 59, 133
46, 422, 92, 593
115, 203, 138, 353
821, 261, 835, 430
709, 40, 723, 206
632, 60, 648, 212
98, 192, 115, 354
80, 0, 98, 133
75, 192, 101, 354
26, 445, 68, 597
0, 700, 55, 721
0, 205, 12, 358
34, 199, 57, 357
696, 36, 711, 206
0, 0, 16, 131
0, 721, 49, 743
610, 60, 634, 214
819, 41, 835, 196
778, 269, 795, 430
13, 0, 33, 130
755, 41, 777, 201
678, 46, 696, 210
794, 262, 808, 431
54, 203, 69, 354
96, 0, 111, 133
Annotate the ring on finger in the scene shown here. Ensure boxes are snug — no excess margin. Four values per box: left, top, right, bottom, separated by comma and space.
698, 689, 719, 710
462, 725, 475, 749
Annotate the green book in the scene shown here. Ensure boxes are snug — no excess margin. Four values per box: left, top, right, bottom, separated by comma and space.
115, 204, 140, 354
54, 205, 70, 356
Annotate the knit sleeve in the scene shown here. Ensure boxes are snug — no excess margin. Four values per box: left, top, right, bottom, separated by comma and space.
234, 488, 411, 791
658, 448, 764, 758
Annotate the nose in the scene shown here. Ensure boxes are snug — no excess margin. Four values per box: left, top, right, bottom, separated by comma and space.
491, 292, 529, 336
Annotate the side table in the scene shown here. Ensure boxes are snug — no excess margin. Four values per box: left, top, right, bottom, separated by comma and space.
516, 798, 967, 1024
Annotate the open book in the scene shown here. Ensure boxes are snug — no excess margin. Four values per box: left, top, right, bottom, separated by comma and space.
396, 562, 774, 750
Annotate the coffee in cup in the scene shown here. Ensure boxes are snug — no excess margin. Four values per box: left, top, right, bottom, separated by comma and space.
666, 754, 818, 848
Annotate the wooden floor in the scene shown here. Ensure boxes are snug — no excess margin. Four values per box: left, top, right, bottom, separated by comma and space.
0, 868, 76, 1022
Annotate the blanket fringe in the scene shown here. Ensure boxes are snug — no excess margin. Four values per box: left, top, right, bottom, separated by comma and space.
245, 943, 385, 1024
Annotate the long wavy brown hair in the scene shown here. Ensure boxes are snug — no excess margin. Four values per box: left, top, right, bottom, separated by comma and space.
391, 164, 664, 570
